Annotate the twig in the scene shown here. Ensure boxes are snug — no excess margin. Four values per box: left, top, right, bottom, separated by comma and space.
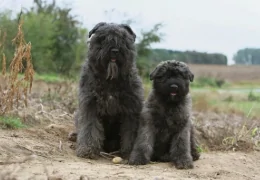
99, 151, 118, 160
59, 140, 63, 152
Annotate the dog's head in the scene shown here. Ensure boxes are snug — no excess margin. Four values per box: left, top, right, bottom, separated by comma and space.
87, 22, 136, 80
149, 60, 194, 102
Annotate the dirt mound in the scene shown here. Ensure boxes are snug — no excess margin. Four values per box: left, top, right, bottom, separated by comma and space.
193, 111, 260, 151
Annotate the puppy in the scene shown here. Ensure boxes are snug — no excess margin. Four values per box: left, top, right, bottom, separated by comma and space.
128, 60, 200, 169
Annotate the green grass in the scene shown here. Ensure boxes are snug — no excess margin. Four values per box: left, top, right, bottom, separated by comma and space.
196, 145, 206, 153
210, 100, 259, 117
191, 77, 227, 88
16, 73, 75, 83
0, 116, 26, 129
192, 89, 260, 118
33, 73, 66, 83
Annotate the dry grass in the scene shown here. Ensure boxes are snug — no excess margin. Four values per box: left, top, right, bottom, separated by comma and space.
0, 19, 34, 115
192, 90, 260, 152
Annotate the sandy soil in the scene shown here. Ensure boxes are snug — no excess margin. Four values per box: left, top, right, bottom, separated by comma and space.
0, 80, 260, 180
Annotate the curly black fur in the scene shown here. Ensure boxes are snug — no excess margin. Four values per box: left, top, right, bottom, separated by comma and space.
128, 60, 200, 169
73, 22, 144, 159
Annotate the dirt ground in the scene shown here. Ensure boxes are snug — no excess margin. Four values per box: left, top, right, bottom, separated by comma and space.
1, 126, 260, 180
0, 80, 260, 180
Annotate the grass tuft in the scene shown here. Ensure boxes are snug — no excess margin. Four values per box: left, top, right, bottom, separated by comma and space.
0, 116, 26, 129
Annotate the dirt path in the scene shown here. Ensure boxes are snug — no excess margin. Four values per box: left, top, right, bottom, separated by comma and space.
0, 126, 260, 180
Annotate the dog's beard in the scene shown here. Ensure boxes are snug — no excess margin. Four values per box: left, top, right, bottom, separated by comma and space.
106, 62, 118, 80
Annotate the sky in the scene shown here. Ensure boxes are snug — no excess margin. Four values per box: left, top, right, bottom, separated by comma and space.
1, 0, 260, 65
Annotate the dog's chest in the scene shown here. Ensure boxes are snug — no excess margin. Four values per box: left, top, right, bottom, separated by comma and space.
94, 81, 129, 115
154, 106, 188, 134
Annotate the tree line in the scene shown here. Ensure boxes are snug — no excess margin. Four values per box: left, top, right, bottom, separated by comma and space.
149, 49, 228, 65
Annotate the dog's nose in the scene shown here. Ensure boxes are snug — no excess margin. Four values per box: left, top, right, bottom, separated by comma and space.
170, 84, 178, 90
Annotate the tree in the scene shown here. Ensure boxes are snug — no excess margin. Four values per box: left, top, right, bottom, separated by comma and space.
0, 10, 17, 67
21, 0, 88, 76
233, 48, 260, 65
22, 12, 56, 73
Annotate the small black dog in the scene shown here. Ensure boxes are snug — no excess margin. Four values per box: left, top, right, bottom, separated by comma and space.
73, 22, 144, 159
128, 60, 200, 169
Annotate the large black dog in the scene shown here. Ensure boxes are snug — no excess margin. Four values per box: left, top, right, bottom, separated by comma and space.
128, 60, 200, 169
73, 22, 144, 159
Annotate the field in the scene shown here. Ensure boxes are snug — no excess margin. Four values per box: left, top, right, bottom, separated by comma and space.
0, 64, 260, 180
188, 64, 260, 83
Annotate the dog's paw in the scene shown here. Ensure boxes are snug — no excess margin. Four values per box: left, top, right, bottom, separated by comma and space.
68, 131, 77, 142
128, 154, 149, 165
174, 156, 194, 169
76, 145, 99, 159
191, 151, 200, 161
120, 149, 132, 160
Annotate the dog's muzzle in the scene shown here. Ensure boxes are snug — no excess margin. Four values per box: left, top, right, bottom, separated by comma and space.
110, 48, 119, 62
106, 48, 119, 80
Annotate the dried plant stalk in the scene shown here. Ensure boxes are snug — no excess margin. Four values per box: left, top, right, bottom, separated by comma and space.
0, 19, 34, 115
2, 53, 6, 76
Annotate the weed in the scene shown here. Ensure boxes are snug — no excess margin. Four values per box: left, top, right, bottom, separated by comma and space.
0, 19, 34, 115
196, 145, 206, 153
221, 105, 259, 151
0, 116, 26, 129
248, 91, 260, 102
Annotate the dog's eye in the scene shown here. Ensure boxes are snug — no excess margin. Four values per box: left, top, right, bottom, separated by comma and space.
156, 76, 164, 81
97, 37, 105, 44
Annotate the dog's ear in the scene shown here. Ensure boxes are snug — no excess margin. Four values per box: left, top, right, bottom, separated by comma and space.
121, 24, 136, 41
188, 69, 194, 82
89, 22, 106, 38
149, 66, 165, 81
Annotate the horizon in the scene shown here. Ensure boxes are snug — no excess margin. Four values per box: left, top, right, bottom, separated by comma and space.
1, 0, 260, 65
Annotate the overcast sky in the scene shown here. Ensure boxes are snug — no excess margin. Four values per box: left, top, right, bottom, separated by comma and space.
1, 0, 260, 65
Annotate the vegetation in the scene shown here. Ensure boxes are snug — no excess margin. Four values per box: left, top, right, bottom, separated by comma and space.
0, 116, 26, 129
0, 19, 34, 116
191, 77, 226, 88
233, 48, 260, 65
149, 49, 228, 65
0, 0, 87, 77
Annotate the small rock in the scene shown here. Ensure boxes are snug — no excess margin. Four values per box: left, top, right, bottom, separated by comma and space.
112, 157, 123, 164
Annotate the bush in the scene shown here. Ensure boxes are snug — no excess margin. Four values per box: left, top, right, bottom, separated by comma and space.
248, 91, 260, 102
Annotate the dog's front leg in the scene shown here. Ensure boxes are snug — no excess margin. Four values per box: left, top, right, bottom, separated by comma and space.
119, 114, 139, 159
190, 125, 200, 161
169, 125, 193, 169
76, 100, 104, 159
128, 120, 155, 165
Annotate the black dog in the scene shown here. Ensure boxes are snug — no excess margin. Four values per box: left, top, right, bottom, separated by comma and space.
128, 60, 200, 169
73, 22, 144, 159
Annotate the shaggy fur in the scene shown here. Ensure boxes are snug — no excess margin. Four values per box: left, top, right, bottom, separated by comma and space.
128, 60, 200, 169
73, 22, 144, 159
